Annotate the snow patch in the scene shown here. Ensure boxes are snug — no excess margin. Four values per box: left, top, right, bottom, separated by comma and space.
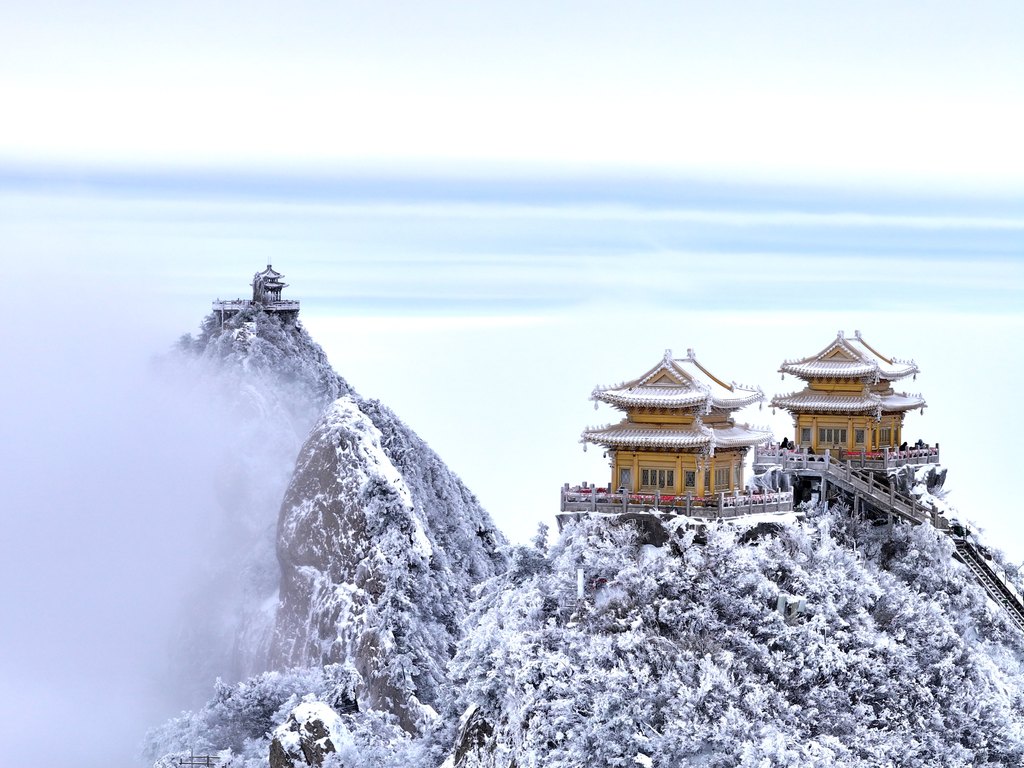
325, 396, 432, 559
273, 695, 354, 753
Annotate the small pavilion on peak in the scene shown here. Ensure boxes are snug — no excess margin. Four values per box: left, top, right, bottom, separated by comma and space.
252, 264, 287, 304
212, 263, 301, 324
770, 330, 925, 453
582, 348, 771, 496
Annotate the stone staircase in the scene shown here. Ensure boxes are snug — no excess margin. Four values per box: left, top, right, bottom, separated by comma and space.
952, 539, 1024, 634
815, 461, 942, 527
771, 452, 1024, 633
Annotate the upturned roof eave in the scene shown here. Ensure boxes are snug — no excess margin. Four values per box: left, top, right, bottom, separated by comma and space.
581, 423, 773, 451
591, 389, 709, 410
770, 391, 927, 414
778, 361, 919, 382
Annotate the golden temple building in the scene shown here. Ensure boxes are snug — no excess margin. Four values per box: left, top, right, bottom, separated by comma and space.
771, 331, 925, 453
582, 349, 772, 497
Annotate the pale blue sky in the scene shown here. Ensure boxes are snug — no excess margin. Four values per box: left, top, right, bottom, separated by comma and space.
2, 1, 1023, 187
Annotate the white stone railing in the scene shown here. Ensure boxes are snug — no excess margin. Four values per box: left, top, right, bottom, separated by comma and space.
755, 443, 939, 472
560, 483, 794, 519
212, 299, 300, 312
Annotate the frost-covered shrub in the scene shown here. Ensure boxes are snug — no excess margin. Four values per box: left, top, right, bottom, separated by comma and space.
144, 665, 438, 768
450, 512, 1024, 768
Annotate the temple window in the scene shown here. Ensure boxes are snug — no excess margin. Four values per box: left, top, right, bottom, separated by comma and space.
855, 429, 865, 445
641, 469, 674, 488
714, 467, 730, 488
684, 471, 696, 489
818, 427, 847, 446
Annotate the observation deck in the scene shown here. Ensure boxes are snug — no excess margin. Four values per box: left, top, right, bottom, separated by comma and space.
754, 443, 939, 473
558, 483, 794, 528
211, 298, 301, 313
212, 264, 300, 323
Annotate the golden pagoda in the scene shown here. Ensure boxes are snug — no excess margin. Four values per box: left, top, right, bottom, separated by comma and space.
583, 349, 771, 497
771, 330, 925, 453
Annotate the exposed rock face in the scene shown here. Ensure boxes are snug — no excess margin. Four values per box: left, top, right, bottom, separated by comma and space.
446, 704, 497, 768
890, 462, 947, 497
269, 697, 351, 768
271, 396, 507, 732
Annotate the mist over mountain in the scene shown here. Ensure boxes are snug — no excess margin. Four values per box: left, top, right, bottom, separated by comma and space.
164, 307, 355, 702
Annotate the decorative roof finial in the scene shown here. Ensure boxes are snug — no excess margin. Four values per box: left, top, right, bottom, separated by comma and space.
664, 348, 673, 363
837, 330, 845, 339
686, 347, 695, 360
854, 329, 862, 339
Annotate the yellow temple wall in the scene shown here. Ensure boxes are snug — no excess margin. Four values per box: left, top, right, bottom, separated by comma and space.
628, 412, 695, 425
807, 379, 864, 394
609, 449, 746, 496
794, 412, 906, 452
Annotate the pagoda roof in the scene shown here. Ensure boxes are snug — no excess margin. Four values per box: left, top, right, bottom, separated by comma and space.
592, 349, 764, 413
254, 264, 286, 282
582, 418, 772, 453
771, 389, 926, 415
779, 331, 918, 382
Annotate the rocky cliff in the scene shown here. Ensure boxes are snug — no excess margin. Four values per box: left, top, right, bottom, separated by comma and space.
168, 304, 506, 732
270, 394, 506, 732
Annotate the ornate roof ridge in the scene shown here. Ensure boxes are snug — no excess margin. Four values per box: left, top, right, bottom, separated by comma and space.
591, 348, 767, 415
779, 340, 919, 384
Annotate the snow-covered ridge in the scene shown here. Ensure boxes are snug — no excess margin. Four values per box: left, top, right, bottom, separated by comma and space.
320, 396, 430, 558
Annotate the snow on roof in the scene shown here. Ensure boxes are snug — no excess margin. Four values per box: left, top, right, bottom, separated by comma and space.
770, 389, 926, 414
780, 330, 918, 382
880, 392, 927, 411
592, 348, 763, 413
582, 419, 772, 451
256, 263, 284, 280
